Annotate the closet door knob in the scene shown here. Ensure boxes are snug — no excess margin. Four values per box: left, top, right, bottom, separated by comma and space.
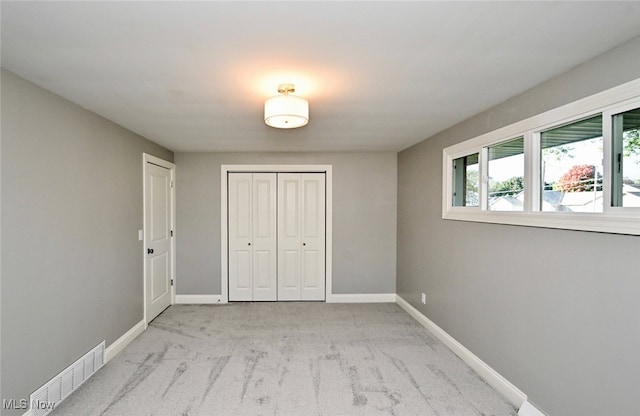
303, 243, 306, 246
248, 242, 251, 246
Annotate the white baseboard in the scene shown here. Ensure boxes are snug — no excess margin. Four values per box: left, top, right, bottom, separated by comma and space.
396, 295, 527, 408
326, 293, 397, 303
518, 400, 546, 416
175, 294, 224, 304
105, 319, 146, 363
174, 294, 395, 304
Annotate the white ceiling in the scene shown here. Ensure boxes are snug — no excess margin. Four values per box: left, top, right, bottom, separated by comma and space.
3, 1, 640, 153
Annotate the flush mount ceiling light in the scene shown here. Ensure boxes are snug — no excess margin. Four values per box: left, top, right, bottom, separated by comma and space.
264, 83, 309, 129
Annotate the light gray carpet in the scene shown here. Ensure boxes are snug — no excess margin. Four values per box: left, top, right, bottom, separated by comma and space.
50, 303, 517, 416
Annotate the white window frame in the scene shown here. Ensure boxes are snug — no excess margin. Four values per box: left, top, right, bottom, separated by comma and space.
443, 78, 640, 236
485, 136, 525, 212
451, 152, 481, 208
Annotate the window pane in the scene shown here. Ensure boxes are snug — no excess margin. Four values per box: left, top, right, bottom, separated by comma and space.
612, 108, 640, 207
452, 153, 479, 207
540, 115, 603, 212
488, 137, 524, 211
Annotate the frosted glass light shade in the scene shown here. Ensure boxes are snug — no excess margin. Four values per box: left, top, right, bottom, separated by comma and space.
264, 94, 309, 129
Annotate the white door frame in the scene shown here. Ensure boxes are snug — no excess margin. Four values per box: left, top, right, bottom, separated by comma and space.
143, 153, 176, 326
221, 165, 333, 303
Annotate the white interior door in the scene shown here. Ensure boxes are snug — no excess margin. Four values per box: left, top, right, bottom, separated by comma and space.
145, 161, 173, 322
228, 173, 277, 301
278, 173, 326, 301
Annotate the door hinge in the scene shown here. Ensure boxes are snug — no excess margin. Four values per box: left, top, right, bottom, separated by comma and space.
171, 230, 173, 237
170, 180, 174, 188
171, 279, 174, 286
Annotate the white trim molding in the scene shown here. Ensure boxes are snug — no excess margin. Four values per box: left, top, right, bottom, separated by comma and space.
175, 294, 223, 304
220, 164, 333, 303
175, 293, 395, 304
326, 293, 397, 303
518, 400, 546, 416
396, 295, 527, 408
105, 319, 146, 363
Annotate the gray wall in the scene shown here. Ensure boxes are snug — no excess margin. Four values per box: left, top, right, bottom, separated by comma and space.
1, 69, 173, 415
397, 37, 640, 416
175, 152, 397, 296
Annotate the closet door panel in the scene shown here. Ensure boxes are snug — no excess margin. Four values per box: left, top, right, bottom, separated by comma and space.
278, 174, 302, 300
228, 173, 253, 301
253, 250, 271, 287
303, 250, 319, 287
282, 250, 299, 287
235, 251, 252, 289
301, 173, 326, 300
252, 173, 277, 301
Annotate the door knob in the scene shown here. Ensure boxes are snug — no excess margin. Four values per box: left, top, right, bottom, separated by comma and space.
303, 243, 306, 246
248, 242, 251, 246
147, 248, 154, 254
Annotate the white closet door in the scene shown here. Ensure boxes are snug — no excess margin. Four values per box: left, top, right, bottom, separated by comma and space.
228, 173, 277, 301
278, 173, 325, 301
229, 173, 253, 301
251, 173, 277, 301
278, 174, 302, 300
301, 173, 326, 300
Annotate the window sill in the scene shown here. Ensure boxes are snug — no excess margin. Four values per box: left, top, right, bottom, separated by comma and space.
442, 209, 640, 236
